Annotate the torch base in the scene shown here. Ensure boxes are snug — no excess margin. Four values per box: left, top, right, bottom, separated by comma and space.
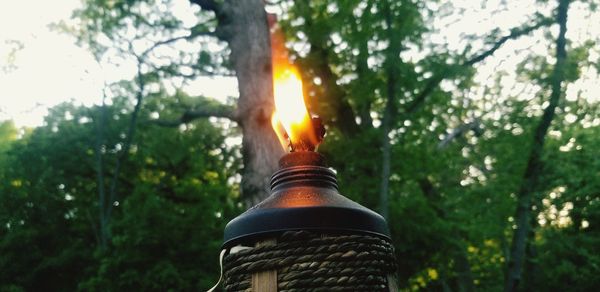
223, 230, 397, 291
221, 151, 396, 290
223, 152, 390, 248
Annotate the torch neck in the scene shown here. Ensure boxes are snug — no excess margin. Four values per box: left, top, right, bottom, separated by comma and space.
270, 152, 338, 191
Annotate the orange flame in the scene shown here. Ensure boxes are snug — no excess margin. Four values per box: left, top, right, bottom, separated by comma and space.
270, 15, 317, 151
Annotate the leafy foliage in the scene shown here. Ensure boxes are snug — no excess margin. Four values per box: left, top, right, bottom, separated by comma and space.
1, 0, 599, 291
0, 96, 240, 291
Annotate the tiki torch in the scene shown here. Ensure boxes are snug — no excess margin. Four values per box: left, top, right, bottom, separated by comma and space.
218, 66, 398, 291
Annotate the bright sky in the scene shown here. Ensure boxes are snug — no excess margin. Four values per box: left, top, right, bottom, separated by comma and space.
0, 0, 102, 127
0, 0, 237, 128
0, 0, 597, 128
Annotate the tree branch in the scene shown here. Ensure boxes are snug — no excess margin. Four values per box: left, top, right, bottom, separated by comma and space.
149, 63, 235, 79
297, 2, 360, 136
379, 0, 401, 219
417, 178, 444, 216
505, 1, 570, 291
151, 103, 238, 127
406, 16, 553, 114
141, 29, 215, 57
94, 90, 108, 250
105, 60, 145, 229
189, 0, 227, 33
437, 119, 483, 149
465, 16, 553, 66
189, 0, 221, 14
308, 45, 361, 136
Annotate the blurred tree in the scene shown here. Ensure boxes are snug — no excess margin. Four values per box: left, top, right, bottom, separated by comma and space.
505, 0, 571, 290
73, 0, 283, 209
1, 0, 599, 291
277, 0, 599, 290
0, 95, 239, 291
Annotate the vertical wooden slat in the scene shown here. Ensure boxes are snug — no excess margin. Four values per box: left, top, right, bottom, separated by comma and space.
251, 239, 277, 292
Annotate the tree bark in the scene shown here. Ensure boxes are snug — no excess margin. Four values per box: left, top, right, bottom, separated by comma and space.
378, 0, 401, 219
294, 1, 360, 137
104, 61, 145, 241
504, 1, 570, 291
522, 210, 541, 291
151, 100, 237, 127
189, 0, 285, 206
348, 1, 375, 130
355, 40, 374, 129
218, 0, 284, 206
307, 45, 361, 136
379, 88, 393, 219
94, 93, 108, 250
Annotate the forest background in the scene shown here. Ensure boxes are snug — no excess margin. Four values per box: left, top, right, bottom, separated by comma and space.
0, 0, 599, 291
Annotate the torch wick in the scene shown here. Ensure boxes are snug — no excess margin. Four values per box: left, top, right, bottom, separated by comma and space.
288, 116, 325, 153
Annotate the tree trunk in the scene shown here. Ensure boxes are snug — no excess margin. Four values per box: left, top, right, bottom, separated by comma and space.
220, 0, 284, 206
378, 0, 401, 219
294, 1, 360, 137
504, 1, 570, 290
454, 246, 476, 292
188, 0, 288, 206
419, 178, 475, 292
522, 212, 540, 291
92, 59, 146, 251
94, 94, 107, 250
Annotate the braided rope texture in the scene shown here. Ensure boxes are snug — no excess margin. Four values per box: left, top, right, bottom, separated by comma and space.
222, 231, 397, 291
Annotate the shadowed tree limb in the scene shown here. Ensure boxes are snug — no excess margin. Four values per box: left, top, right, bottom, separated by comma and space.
308, 45, 361, 136
105, 58, 145, 230
94, 90, 108, 250
379, 0, 401, 220
504, 1, 570, 291
151, 102, 238, 127
465, 16, 553, 66
437, 120, 483, 149
141, 28, 216, 57
405, 16, 554, 115
419, 118, 487, 292
189, 0, 230, 40
374, 11, 551, 237
298, 4, 552, 136
95, 23, 219, 246
148, 62, 235, 78
350, 1, 374, 130
378, 7, 548, 221
294, 1, 361, 137
189, 0, 221, 14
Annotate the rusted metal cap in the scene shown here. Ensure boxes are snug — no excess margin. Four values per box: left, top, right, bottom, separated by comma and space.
223, 151, 390, 247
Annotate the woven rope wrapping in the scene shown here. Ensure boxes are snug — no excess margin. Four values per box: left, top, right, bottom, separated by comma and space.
222, 231, 397, 291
